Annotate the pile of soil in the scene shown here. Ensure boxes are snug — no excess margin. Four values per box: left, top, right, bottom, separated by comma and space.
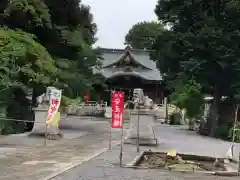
138, 153, 225, 172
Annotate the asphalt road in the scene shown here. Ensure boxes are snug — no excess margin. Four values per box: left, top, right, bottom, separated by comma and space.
51, 124, 240, 180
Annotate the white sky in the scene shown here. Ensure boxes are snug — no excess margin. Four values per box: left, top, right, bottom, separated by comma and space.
82, 0, 158, 49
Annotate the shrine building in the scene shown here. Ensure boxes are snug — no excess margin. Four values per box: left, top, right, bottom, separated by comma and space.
94, 46, 165, 104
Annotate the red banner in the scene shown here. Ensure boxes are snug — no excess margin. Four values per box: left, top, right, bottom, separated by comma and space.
111, 91, 124, 128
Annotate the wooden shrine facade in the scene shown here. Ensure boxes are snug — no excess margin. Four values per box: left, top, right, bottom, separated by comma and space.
95, 46, 165, 104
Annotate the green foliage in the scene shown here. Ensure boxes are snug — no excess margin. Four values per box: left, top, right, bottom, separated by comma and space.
1, 0, 51, 29
40, 0, 101, 98
125, 21, 165, 49
61, 96, 73, 107
215, 125, 229, 140
0, 28, 56, 87
1, 0, 102, 98
154, 0, 240, 95
0, 0, 102, 134
170, 79, 204, 118
153, 0, 240, 136
60, 95, 81, 107
228, 124, 240, 142
0, 118, 15, 135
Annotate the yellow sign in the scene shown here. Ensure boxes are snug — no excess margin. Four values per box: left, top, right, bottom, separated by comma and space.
167, 150, 177, 157
46, 111, 60, 126
46, 88, 62, 123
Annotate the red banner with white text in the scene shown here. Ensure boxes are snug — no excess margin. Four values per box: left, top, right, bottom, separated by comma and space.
111, 91, 124, 128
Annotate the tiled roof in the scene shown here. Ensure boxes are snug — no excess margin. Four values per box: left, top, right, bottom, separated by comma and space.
97, 47, 162, 81
99, 68, 162, 81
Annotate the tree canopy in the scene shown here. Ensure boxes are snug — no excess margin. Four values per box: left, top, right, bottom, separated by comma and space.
0, 0, 102, 134
152, 0, 240, 136
0, 28, 56, 87
125, 21, 165, 49
0, 0, 102, 99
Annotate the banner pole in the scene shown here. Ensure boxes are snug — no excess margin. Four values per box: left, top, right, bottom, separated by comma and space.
120, 124, 124, 166
120, 89, 124, 167
109, 90, 112, 150
44, 123, 48, 146
137, 103, 140, 153
109, 124, 112, 150
238, 152, 240, 176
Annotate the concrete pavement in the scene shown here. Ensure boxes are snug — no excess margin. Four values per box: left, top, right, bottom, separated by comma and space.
51, 124, 240, 180
51, 144, 239, 180
0, 114, 239, 180
0, 116, 124, 180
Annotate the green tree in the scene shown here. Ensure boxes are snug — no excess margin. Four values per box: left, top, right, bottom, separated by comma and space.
41, 0, 101, 98
0, 0, 102, 133
1, 0, 102, 99
0, 28, 56, 134
170, 79, 204, 129
153, 0, 240, 136
125, 21, 165, 49
0, 28, 56, 85
1, 0, 51, 30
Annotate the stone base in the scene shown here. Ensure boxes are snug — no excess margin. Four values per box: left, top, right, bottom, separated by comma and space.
75, 107, 105, 117
124, 137, 158, 146
46, 133, 63, 140
126, 113, 157, 146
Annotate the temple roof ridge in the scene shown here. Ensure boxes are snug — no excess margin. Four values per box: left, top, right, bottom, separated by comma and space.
99, 47, 154, 53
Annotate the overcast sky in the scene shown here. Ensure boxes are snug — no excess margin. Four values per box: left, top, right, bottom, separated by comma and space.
82, 0, 158, 49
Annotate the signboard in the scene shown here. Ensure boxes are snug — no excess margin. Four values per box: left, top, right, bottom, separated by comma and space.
111, 91, 124, 128
46, 88, 62, 124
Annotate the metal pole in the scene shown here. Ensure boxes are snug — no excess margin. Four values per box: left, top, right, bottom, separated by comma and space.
109, 89, 112, 150
44, 123, 47, 146
120, 88, 126, 166
120, 125, 124, 166
137, 105, 140, 152
231, 105, 239, 157
109, 122, 112, 150
164, 97, 168, 122
238, 152, 240, 176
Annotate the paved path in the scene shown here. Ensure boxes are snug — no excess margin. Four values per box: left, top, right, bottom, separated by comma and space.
0, 116, 124, 180
51, 145, 239, 180
51, 124, 240, 180
0, 114, 239, 180
153, 125, 240, 159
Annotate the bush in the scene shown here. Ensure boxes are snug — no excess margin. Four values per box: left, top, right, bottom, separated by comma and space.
170, 79, 204, 121
0, 118, 14, 134
61, 96, 73, 107
60, 96, 82, 114
215, 125, 229, 140
4, 87, 34, 134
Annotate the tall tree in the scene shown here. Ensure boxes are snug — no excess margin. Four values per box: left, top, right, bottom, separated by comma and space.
0, 27, 57, 133
41, 0, 101, 98
125, 21, 165, 49
1, 0, 102, 99
0, 0, 102, 134
153, 0, 240, 136
0, 0, 51, 30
